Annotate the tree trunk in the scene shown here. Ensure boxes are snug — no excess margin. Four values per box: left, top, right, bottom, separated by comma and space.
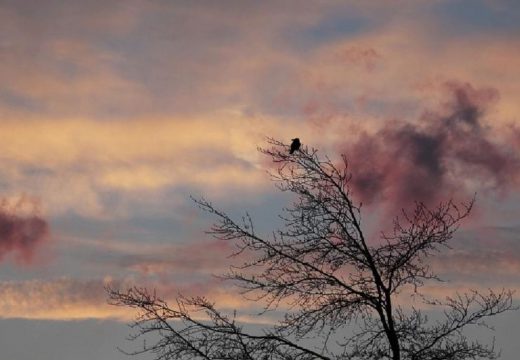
389, 332, 400, 360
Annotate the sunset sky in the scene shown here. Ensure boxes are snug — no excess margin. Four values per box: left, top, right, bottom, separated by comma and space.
1, 1, 520, 359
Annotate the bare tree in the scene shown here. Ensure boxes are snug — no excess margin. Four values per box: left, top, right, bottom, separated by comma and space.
108, 138, 516, 360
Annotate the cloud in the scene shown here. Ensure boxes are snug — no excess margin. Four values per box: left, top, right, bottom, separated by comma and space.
4, 270, 512, 322
0, 277, 129, 320
0, 37, 149, 118
0, 276, 255, 321
0, 196, 50, 264
429, 225, 520, 282
0, 115, 301, 217
60, 234, 243, 285
394, 281, 520, 310
112, 239, 235, 276
334, 46, 382, 71
288, 17, 520, 133
341, 81, 520, 212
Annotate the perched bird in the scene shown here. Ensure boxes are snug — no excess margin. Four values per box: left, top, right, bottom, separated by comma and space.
290, 138, 301, 154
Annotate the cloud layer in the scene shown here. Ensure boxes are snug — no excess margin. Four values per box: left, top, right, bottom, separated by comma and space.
0, 275, 254, 321
0, 0, 519, 330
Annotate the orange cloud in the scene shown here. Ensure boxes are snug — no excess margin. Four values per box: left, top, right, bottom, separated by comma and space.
0, 278, 126, 320
0, 115, 305, 217
285, 19, 520, 135
0, 276, 261, 321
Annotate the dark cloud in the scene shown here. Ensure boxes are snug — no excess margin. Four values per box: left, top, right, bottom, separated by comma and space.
0, 197, 50, 264
343, 81, 520, 211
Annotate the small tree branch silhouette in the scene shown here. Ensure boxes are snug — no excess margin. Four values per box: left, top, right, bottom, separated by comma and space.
108, 138, 516, 360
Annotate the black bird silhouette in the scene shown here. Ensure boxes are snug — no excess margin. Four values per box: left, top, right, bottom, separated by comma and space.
290, 138, 301, 154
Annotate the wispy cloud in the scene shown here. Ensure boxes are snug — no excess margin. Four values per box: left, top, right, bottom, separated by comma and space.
66, 235, 235, 276
0, 277, 142, 320
0, 276, 256, 321
0, 116, 299, 217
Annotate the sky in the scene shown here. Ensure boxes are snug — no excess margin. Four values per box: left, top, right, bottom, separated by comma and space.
0, 0, 520, 359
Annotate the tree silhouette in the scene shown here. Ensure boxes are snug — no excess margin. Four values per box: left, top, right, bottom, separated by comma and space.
108, 138, 516, 360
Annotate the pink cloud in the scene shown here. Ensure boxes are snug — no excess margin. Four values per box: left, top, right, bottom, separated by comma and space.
0, 196, 50, 264
341, 81, 520, 213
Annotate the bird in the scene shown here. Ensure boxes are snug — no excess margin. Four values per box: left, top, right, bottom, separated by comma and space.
290, 138, 301, 154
